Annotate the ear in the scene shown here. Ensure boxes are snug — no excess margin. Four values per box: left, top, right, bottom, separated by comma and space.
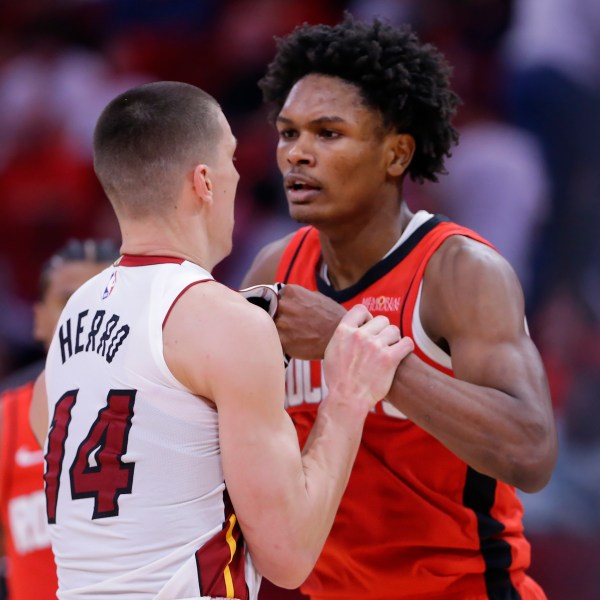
192, 164, 213, 204
386, 133, 415, 178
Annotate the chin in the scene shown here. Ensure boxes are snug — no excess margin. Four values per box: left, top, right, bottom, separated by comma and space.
289, 205, 320, 225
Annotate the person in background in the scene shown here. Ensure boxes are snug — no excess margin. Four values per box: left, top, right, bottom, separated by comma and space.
243, 15, 557, 600
29, 81, 413, 599
502, 0, 600, 314
0, 238, 119, 600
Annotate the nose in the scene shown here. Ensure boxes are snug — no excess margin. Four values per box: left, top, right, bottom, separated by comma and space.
286, 137, 315, 167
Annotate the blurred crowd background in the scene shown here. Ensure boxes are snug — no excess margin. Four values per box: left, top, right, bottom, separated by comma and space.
0, 0, 599, 598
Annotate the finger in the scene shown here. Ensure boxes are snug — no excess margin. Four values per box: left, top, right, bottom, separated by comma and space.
356, 314, 391, 335
387, 336, 414, 362
340, 303, 373, 327
375, 324, 401, 346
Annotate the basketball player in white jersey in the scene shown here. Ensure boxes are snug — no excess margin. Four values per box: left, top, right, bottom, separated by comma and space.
28, 81, 414, 600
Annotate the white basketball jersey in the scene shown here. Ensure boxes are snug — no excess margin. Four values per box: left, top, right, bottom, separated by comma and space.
44, 255, 260, 600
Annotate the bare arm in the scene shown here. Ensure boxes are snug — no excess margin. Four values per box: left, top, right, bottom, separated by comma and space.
164, 282, 412, 588
390, 237, 557, 492
29, 371, 48, 448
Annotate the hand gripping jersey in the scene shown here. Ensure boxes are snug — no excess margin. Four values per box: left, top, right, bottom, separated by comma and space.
0, 382, 58, 600
44, 255, 260, 600
276, 212, 546, 600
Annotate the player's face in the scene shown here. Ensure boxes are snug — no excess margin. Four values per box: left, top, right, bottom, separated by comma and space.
33, 261, 112, 350
211, 110, 239, 260
276, 74, 397, 228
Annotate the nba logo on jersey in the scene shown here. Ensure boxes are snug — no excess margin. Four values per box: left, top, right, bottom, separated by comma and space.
102, 271, 117, 299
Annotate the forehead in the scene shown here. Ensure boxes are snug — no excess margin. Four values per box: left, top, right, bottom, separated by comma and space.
279, 74, 373, 123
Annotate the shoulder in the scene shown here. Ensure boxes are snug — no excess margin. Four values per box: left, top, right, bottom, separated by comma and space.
241, 232, 298, 287
422, 234, 526, 338
163, 281, 283, 396
167, 280, 278, 339
428, 234, 517, 288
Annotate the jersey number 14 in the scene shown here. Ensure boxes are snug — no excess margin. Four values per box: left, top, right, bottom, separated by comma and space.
44, 389, 136, 523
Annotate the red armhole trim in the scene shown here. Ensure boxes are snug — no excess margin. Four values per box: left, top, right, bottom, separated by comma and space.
162, 279, 214, 330
400, 224, 494, 378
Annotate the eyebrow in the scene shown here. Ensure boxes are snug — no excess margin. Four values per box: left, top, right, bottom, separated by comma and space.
276, 115, 347, 126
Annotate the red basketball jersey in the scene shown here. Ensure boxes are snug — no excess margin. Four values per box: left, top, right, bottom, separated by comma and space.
0, 382, 58, 600
276, 215, 546, 600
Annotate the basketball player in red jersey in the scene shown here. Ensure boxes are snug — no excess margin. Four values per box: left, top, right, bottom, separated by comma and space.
0, 239, 119, 600
243, 15, 557, 600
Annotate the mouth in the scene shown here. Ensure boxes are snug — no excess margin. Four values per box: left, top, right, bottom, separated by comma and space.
285, 176, 322, 202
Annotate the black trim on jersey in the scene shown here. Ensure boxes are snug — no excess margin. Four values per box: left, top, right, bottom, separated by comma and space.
399, 261, 423, 338
282, 227, 314, 284
315, 214, 449, 303
463, 468, 521, 600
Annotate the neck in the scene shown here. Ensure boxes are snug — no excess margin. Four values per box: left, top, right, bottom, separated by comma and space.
319, 203, 413, 290
118, 216, 217, 272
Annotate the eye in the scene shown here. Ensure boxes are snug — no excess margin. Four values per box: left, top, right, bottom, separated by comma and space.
278, 128, 298, 140
319, 129, 341, 140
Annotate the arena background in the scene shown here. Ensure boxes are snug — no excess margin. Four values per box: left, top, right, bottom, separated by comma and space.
0, 1, 598, 598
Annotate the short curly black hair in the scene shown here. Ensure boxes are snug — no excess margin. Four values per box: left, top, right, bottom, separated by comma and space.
259, 14, 460, 183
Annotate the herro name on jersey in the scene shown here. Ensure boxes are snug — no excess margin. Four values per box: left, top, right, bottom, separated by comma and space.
57, 309, 130, 364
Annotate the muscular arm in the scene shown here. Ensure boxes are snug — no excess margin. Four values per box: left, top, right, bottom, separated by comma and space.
163, 282, 411, 588
390, 237, 557, 492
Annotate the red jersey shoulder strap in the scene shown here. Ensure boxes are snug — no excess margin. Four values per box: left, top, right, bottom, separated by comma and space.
276, 226, 320, 284
399, 221, 495, 362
